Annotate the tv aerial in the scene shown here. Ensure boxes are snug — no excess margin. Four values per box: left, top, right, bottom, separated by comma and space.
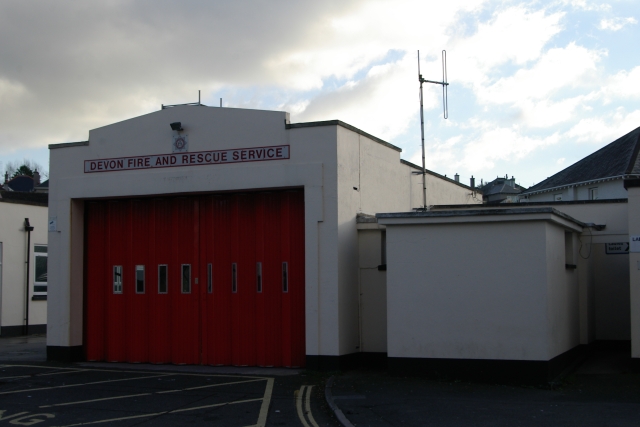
416, 50, 448, 210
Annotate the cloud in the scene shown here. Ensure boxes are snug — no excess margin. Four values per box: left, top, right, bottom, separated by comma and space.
292, 53, 437, 141
450, 6, 565, 88
564, 108, 640, 143
599, 16, 637, 31
601, 66, 640, 102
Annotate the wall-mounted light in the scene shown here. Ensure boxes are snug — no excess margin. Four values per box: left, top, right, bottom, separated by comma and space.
170, 122, 183, 131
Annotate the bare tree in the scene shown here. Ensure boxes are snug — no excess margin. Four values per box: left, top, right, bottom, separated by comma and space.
3, 159, 48, 180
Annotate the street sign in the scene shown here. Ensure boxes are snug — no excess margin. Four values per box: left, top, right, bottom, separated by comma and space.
606, 242, 629, 254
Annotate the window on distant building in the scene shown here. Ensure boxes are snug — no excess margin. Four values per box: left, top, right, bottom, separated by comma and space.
34, 245, 47, 296
589, 187, 598, 200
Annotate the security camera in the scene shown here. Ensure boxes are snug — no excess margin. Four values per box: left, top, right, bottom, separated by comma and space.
170, 122, 183, 131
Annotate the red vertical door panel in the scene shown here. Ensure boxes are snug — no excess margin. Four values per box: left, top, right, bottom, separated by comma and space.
85, 201, 107, 361
211, 195, 232, 365
263, 192, 283, 366
105, 201, 128, 362
126, 199, 150, 362
236, 194, 256, 366
254, 194, 266, 366
149, 199, 172, 363
170, 197, 200, 364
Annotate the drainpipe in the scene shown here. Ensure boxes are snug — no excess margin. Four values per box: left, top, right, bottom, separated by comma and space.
24, 218, 34, 335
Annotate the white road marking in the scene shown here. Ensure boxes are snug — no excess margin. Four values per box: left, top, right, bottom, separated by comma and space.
2, 364, 268, 380
51, 397, 264, 427
0, 373, 173, 395
157, 377, 265, 393
40, 393, 151, 408
0, 369, 89, 381
42, 378, 266, 407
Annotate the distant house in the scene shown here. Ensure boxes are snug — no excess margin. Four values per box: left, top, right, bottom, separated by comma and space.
2, 170, 47, 194
520, 126, 640, 202
478, 175, 525, 204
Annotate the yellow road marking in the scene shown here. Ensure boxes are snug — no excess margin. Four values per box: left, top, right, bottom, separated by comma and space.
0, 373, 172, 395
296, 385, 319, 427
51, 397, 264, 427
248, 377, 274, 427
305, 385, 319, 427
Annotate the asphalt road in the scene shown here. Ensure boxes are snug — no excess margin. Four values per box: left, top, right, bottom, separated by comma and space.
0, 337, 339, 427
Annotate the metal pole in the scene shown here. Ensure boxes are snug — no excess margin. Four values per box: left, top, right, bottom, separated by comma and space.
24, 218, 33, 335
418, 51, 427, 209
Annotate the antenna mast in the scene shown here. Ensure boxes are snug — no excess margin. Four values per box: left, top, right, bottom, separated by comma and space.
417, 50, 448, 210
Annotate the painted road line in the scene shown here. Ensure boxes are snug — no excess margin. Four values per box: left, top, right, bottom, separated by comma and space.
40, 392, 152, 408
4, 364, 269, 380
157, 377, 266, 393
43, 378, 268, 408
51, 397, 265, 427
0, 373, 173, 395
247, 377, 274, 427
305, 385, 320, 427
296, 385, 319, 427
0, 369, 89, 381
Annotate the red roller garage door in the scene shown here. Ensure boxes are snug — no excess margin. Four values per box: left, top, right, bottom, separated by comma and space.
84, 189, 305, 367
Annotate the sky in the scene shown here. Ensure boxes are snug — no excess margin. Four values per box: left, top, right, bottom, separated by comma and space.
0, 0, 638, 188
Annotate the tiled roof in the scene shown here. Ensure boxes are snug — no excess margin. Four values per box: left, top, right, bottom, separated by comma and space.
523, 126, 640, 194
5, 175, 35, 192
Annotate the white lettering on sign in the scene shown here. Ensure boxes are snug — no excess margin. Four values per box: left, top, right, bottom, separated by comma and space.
605, 242, 629, 254
84, 145, 290, 173
631, 235, 640, 253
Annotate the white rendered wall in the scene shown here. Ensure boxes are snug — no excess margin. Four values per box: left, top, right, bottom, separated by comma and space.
335, 128, 479, 355
386, 221, 549, 360
357, 228, 387, 353
384, 217, 581, 361
524, 180, 627, 202
0, 201, 48, 331
628, 186, 640, 359
433, 201, 630, 343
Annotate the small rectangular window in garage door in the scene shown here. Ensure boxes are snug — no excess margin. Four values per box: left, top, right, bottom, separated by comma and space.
158, 265, 168, 294
135, 265, 145, 294
181, 264, 191, 293
113, 266, 123, 294
207, 263, 212, 293
256, 262, 262, 293
232, 263, 238, 293
282, 262, 288, 293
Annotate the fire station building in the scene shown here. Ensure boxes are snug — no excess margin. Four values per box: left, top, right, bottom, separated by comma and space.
46, 105, 476, 367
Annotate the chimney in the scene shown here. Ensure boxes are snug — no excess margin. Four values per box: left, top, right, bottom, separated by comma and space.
454, 173, 459, 182
3, 171, 7, 184
33, 169, 41, 186
470, 176, 475, 188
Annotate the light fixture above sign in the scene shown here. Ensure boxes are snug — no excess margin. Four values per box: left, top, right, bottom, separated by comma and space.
170, 122, 183, 131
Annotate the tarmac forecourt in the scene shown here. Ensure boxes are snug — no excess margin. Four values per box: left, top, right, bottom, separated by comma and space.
0, 364, 274, 426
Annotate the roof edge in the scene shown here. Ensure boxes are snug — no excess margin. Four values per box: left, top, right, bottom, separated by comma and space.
520, 174, 640, 196
400, 159, 476, 191
286, 120, 402, 152
49, 141, 89, 150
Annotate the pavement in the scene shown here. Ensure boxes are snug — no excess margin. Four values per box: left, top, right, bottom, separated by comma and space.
326, 345, 640, 427
1, 336, 639, 426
